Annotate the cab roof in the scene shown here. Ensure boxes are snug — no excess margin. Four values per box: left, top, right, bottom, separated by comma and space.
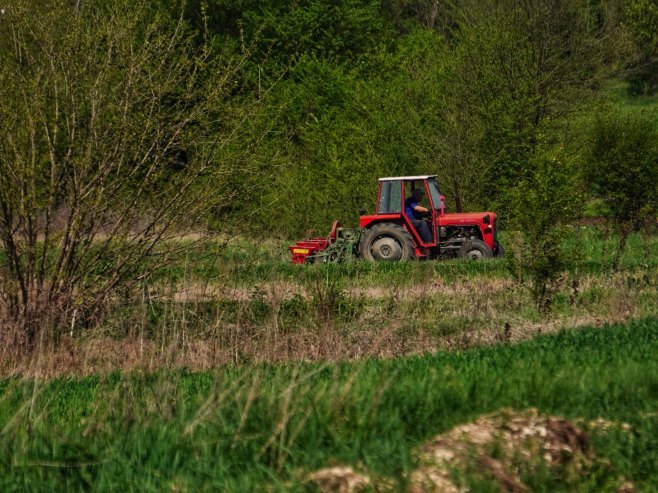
378, 175, 436, 182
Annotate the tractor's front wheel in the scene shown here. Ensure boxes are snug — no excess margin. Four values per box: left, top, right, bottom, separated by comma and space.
359, 223, 415, 261
457, 239, 493, 260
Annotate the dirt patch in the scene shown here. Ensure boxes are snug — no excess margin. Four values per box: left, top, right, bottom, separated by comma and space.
0, 313, 642, 378
586, 417, 632, 432
159, 277, 516, 303
304, 466, 372, 493
156, 280, 301, 303
304, 408, 635, 493
409, 408, 592, 492
348, 277, 515, 299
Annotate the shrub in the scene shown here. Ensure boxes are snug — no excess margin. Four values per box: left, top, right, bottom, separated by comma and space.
584, 109, 658, 269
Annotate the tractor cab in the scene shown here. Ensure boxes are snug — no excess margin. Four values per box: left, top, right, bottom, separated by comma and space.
361, 175, 442, 252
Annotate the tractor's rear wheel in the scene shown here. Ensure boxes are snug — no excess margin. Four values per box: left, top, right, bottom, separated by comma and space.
457, 239, 493, 260
359, 223, 415, 261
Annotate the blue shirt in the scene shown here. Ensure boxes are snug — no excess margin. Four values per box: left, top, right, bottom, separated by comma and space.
405, 197, 421, 219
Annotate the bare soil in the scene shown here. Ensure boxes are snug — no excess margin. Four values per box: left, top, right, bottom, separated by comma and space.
304, 408, 635, 493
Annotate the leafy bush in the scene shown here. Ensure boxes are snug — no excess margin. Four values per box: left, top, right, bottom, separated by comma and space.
506, 150, 584, 311
584, 109, 658, 269
0, 0, 248, 342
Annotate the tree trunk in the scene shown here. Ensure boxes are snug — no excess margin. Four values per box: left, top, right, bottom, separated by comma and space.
452, 178, 463, 213
612, 224, 631, 271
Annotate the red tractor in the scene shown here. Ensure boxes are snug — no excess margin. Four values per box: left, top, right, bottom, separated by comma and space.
290, 175, 503, 263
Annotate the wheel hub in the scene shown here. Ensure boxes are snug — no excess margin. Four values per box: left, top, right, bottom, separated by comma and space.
372, 237, 402, 260
466, 250, 484, 260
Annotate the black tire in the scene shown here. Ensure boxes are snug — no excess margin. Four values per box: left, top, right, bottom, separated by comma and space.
359, 223, 415, 261
494, 241, 505, 258
457, 239, 493, 260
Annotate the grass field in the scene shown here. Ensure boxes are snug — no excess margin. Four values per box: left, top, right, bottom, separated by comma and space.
6, 227, 652, 374
1, 226, 657, 491
2, 318, 658, 491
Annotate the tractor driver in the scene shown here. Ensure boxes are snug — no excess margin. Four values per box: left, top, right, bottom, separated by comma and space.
405, 188, 432, 243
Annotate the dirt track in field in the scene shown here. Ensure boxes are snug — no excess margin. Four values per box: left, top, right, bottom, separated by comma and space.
2, 311, 635, 378
164, 277, 517, 303
2, 273, 652, 377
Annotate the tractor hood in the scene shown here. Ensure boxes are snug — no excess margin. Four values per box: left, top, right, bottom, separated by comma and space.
442, 212, 497, 224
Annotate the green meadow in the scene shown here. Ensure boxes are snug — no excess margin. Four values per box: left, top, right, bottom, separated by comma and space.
2, 318, 658, 491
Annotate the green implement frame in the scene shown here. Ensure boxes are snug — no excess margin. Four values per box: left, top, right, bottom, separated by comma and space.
307, 228, 361, 263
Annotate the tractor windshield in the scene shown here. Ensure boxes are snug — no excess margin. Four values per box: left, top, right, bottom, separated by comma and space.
427, 179, 442, 210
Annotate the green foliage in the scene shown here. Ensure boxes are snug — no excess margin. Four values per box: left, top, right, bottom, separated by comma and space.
0, 0, 253, 337
438, 0, 617, 213
623, 0, 658, 95
585, 109, 658, 226
191, 0, 386, 67
506, 150, 584, 311
233, 31, 446, 235
171, 0, 630, 236
584, 109, 658, 267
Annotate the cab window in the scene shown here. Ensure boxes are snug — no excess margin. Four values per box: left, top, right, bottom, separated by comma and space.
427, 179, 441, 210
377, 180, 402, 213
404, 180, 426, 202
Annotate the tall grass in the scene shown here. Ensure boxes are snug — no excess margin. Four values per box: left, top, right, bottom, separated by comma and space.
1, 318, 658, 491
2, 228, 656, 376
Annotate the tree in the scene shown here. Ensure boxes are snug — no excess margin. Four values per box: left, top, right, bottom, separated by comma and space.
373, 0, 624, 217
623, 0, 658, 95
435, 0, 622, 213
584, 109, 658, 269
505, 151, 584, 312
398, 0, 623, 309
0, 0, 246, 346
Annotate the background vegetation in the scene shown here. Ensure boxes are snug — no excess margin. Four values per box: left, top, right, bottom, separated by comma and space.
2, 0, 657, 341
1, 2, 658, 490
